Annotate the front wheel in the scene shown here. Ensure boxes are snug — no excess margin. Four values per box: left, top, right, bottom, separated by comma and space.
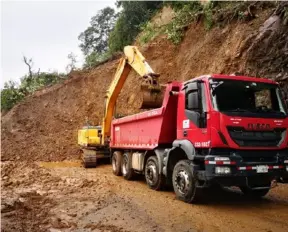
172, 160, 201, 203
145, 156, 165, 191
240, 187, 270, 198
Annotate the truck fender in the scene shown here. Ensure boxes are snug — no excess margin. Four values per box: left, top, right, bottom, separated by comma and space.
154, 148, 165, 174
172, 139, 196, 160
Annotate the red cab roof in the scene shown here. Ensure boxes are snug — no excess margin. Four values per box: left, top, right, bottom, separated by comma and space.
209, 74, 278, 84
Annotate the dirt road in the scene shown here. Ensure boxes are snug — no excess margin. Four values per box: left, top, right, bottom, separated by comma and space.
1, 160, 288, 232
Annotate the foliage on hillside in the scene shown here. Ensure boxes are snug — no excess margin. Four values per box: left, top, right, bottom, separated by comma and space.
139, 1, 277, 45
79, 1, 163, 68
108, 1, 163, 53
1, 72, 66, 112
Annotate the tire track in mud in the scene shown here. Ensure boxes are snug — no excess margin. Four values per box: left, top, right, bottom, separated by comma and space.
44, 163, 288, 232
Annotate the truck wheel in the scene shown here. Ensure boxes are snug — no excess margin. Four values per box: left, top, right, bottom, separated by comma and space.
172, 160, 201, 203
145, 156, 165, 191
122, 152, 134, 180
112, 151, 122, 176
240, 187, 270, 198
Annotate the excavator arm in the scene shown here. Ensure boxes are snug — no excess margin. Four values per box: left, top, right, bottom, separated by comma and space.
101, 46, 163, 144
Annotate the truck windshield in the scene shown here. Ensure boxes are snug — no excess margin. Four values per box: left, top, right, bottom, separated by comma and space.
210, 78, 287, 118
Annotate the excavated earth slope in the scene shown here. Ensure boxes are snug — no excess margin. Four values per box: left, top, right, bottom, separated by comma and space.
1, 4, 288, 162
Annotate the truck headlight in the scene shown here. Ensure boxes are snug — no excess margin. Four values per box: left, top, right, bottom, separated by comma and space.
215, 167, 231, 174
286, 166, 288, 172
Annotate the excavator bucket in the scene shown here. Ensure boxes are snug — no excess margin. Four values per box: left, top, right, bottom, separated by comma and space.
140, 84, 165, 109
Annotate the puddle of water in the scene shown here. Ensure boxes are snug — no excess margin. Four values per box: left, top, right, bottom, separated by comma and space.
38, 160, 82, 168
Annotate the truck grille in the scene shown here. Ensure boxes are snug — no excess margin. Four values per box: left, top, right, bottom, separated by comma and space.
227, 126, 285, 147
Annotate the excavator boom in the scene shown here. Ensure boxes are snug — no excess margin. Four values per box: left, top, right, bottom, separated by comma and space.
101, 46, 164, 144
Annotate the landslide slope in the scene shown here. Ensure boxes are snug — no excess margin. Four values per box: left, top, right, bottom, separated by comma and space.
2, 3, 287, 162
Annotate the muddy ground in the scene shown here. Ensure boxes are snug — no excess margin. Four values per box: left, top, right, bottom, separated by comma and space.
1, 160, 288, 232
1, 3, 288, 232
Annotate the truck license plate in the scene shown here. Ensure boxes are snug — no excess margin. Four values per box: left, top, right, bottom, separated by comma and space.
256, 165, 268, 173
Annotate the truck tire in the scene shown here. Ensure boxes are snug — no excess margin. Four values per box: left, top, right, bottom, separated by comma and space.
145, 156, 165, 191
112, 151, 122, 176
122, 152, 134, 180
172, 160, 201, 203
240, 187, 270, 198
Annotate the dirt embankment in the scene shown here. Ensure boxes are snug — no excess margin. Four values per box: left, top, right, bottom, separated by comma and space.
1, 3, 287, 162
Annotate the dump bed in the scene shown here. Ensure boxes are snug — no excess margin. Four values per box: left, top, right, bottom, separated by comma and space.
110, 82, 181, 149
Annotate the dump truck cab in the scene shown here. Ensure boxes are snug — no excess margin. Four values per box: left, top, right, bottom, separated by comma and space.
172, 74, 288, 190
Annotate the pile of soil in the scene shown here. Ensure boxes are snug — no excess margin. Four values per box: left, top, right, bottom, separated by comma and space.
1, 3, 287, 162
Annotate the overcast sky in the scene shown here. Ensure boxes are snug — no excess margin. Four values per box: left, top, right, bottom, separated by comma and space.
1, 0, 115, 88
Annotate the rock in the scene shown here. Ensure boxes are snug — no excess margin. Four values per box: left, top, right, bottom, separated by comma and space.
68, 213, 77, 217
18, 197, 25, 203
4, 181, 13, 187
36, 190, 47, 196
49, 229, 62, 232
50, 217, 70, 229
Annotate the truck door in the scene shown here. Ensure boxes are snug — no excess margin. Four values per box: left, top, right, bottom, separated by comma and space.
178, 81, 210, 147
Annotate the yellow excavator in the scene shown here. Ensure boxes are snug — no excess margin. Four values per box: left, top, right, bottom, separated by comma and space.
78, 46, 163, 167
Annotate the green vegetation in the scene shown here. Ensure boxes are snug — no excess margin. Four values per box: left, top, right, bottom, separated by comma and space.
78, 7, 118, 56
1, 59, 66, 112
78, 1, 163, 68
137, 1, 215, 45
108, 1, 163, 53
84, 51, 113, 68
165, 1, 215, 44
1, 81, 25, 112
138, 22, 165, 45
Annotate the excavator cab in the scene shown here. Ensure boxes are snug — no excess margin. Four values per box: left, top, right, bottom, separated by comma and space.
77, 125, 102, 147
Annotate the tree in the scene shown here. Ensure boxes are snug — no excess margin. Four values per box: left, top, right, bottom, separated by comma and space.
66, 52, 77, 73
78, 7, 118, 56
23, 56, 33, 78
1, 81, 24, 111
108, 1, 163, 53
23, 56, 35, 85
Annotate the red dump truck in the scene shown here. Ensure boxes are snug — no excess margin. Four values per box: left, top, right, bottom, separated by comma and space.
110, 74, 288, 203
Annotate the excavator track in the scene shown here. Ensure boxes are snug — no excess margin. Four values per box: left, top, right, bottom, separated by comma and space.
81, 149, 97, 168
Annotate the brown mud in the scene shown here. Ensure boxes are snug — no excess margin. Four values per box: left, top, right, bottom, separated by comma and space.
1, 161, 288, 232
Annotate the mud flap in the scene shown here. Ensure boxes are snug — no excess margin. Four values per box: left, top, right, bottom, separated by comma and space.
278, 174, 288, 183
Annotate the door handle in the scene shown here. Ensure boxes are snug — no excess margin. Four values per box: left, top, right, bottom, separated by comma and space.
183, 130, 188, 137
